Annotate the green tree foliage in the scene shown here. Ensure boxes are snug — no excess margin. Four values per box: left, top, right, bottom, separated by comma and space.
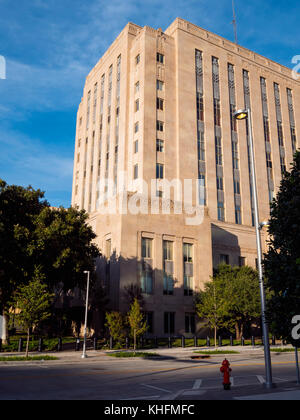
105, 311, 126, 348
0, 180, 48, 341
28, 206, 100, 292
196, 265, 261, 342
264, 151, 300, 343
10, 268, 54, 358
195, 277, 227, 347
127, 299, 148, 352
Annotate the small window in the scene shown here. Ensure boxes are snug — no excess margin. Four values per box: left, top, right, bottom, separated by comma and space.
142, 238, 152, 259
218, 201, 225, 222
135, 99, 139, 112
135, 122, 139, 133
239, 257, 246, 267
134, 164, 138, 180
134, 140, 139, 154
157, 97, 164, 111
77, 153, 80, 163
156, 163, 164, 179
157, 120, 164, 132
157, 53, 164, 64
157, 80, 164, 91
220, 254, 229, 265
135, 54, 140, 65
156, 139, 164, 152
164, 312, 175, 335
135, 81, 140, 93
185, 313, 196, 334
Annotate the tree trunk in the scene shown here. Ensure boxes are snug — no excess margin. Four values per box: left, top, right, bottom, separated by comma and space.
235, 323, 241, 341
25, 328, 30, 359
133, 329, 136, 353
214, 326, 217, 348
1, 310, 9, 345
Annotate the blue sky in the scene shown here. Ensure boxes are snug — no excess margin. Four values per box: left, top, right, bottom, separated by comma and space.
0, 0, 299, 207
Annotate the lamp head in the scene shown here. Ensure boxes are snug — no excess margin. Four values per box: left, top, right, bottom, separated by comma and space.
234, 109, 248, 121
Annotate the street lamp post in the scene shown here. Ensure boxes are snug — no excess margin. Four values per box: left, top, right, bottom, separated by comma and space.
234, 108, 274, 389
82, 270, 90, 359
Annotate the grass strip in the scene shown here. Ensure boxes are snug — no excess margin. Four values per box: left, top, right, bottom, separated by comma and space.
0, 356, 58, 361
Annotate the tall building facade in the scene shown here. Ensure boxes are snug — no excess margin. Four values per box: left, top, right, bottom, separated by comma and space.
72, 18, 300, 336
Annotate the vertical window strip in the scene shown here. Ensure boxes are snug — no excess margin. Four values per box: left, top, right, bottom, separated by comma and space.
114, 55, 121, 194
274, 83, 286, 175
212, 57, 225, 221
86, 91, 91, 130
287, 88, 297, 154
228, 64, 242, 224
260, 77, 274, 204
195, 50, 206, 206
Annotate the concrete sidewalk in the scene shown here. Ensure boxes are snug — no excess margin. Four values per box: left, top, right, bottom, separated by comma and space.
0, 344, 294, 366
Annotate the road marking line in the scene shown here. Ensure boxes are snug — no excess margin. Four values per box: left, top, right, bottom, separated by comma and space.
141, 384, 172, 393
257, 375, 265, 384
192, 379, 202, 389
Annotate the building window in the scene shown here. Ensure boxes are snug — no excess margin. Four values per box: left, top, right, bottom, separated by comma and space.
232, 142, 239, 169
220, 254, 229, 265
163, 241, 174, 296
141, 271, 153, 295
135, 99, 139, 112
239, 257, 246, 267
234, 179, 240, 195
135, 122, 139, 133
144, 312, 153, 334
142, 238, 152, 259
215, 136, 223, 165
156, 163, 164, 179
217, 176, 224, 191
135, 81, 140, 94
214, 99, 221, 126
185, 313, 196, 334
157, 80, 164, 91
183, 243, 193, 263
235, 205, 242, 225
164, 312, 175, 335
197, 130, 205, 161
134, 164, 138, 180
197, 93, 204, 122
157, 120, 164, 132
134, 140, 139, 154
184, 276, 194, 296
157, 97, 164, 111
217, 202, 225, 222
135, 54, 140, 65
157, 53, 164, 64
156, 139, 164, 152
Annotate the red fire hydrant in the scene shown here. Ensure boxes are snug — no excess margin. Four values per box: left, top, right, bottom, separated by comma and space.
220, 359, 232, 390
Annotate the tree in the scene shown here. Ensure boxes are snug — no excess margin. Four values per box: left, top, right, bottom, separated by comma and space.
0, 180, 48, 343
196, 265, 261, 343
220, 265, 261, 340
10, 268, 54, 358
264, 151, 300, 343
127, 299, 148, 352
105, 312, 125, 348
195, 279, 227, 347
28, 206, 100, 293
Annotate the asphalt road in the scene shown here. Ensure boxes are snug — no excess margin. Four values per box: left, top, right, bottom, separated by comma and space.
0, 350, 299, 400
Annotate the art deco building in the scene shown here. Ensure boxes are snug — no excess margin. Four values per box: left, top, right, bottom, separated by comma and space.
72, 18, 300, 336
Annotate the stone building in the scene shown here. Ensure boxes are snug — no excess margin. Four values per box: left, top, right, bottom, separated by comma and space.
71, 18, 299, 336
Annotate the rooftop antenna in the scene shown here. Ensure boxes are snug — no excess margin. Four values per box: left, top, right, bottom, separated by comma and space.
231, 0, 238, 44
